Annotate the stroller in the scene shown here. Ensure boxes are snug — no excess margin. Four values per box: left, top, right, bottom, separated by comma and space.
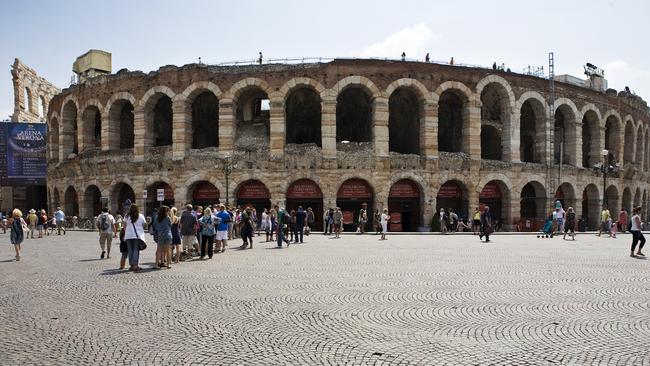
537, 218, 554, 238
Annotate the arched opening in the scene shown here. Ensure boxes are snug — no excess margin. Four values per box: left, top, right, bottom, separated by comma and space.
635, 126, 644, 165
144, 93, 173, 148
49, 117, 59, 161
388, 179, 422, 232
336, 178, 374, 232
519, 99, 545, 163
236, 180, 271, 216
480, 180, 510, 229
582, 184, 600, 230
84, 185, 102, 218
633, 187, 641, 213
336, 87, 372, 143
61, 100, 78, 157
622, 187, 632, 215
605, 186, 619, 213
82, 106, 102, 151
436, 181, 469, 228
64, 186, 79, 217
52, 189, 60, 209
480, 125, 502, 160
645, 130, 650, 171
623, 121, 635, 164
286, 179, 323, 231
520, 181, 546, 230
389, 88, 420, 154
581, 110, 600, 168
438, 90, 466, 153
110, 183, 135, 215
604, 116, 621, 163
188, 181, 220, 208
146, 182, 174, 217
234, 87, 270, 149
108, 100, 134, 150
286, 87, 322, 146
24, 87, 31, 112
191, 91, 219, 149
554, 105, 576, 166
480, 84, 508, 161
555, 183, 577, 212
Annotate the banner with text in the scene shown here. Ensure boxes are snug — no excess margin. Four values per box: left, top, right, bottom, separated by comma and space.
0, 122, 47, 186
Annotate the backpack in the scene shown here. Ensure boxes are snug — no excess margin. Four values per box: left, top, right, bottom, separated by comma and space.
100, 214, 110, 231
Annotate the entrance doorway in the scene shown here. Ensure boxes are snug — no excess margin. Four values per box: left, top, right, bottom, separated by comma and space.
236, 180, 271, 219
336, 178, 373, 232
146, 182, 174, 217
479, 181, 502, 227
388, 179, 421, 232
190, 181, 220, 208
286, 179, 323, 231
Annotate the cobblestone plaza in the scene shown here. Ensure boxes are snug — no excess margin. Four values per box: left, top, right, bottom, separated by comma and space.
1, 231, 649, 365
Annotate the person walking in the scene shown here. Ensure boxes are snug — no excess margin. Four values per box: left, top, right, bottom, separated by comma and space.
239, 207, 254, 249
358, 203, 368, 234
275, 205, 290, 248
152, 205, 173, 268
618, 208, 628, 233
333, 207, 342, 238
472, 208, 481, 235
198, 207, 216, 260
323, 208, 332, 235
124, 204, 146, 271
563, 207, 576, 240
55, 207, 66, 235
295, 206, 306, 243
10, 209, 27, 261
180, 204, 197, 259
170, 207, 182, 264
629, 206, 645, 257
448, 209, 458, 233
479, 206, 493, 242
380, 208, 389, 240
288, 209, 297, 242
37, 209, 47, 238
95, 207, 116, 259
598, 206, 611, 237
27, 209, 37, 239
215, 204, 230, 253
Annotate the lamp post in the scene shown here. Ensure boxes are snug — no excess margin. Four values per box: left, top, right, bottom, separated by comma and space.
601, 149, 609, 209
223, 154, 233, 207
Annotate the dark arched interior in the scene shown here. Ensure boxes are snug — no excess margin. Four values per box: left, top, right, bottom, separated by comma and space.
438, 91, 463, 152
520, 101, 537, 163
286, 87, 322, 146
153, 96, 173, 147
554, 111, 566, 164
119, 102, 134, 149
336, 87, 372, 142
192, 92, 219, 149
389, 88, 420, 154
480, 125, 502, 160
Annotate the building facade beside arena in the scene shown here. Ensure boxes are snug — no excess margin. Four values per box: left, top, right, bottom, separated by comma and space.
45, 58, 650, 231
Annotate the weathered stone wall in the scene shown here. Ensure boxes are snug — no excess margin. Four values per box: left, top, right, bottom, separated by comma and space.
11, 58, 60, 122
45, 60, 650, 230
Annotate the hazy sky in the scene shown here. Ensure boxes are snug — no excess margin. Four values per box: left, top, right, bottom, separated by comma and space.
1, 0, 649, 120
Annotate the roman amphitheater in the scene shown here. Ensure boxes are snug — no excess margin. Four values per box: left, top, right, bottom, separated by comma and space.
45, 59, 650, 231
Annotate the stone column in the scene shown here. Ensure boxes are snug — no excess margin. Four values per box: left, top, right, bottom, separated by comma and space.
466, 99, 481, 158
172, 97, 188, 160
421, 100, 437, 158
133, 106, 146, 162
321, 96, 337, 160
507, 110, 520, 162
218, 98, 234, 155
372, 96, 389, 157
101, 111, 111, 151
269, 96, 285, 158
573, 121, 582, 168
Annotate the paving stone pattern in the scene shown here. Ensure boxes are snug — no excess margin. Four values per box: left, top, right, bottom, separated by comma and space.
0, 231, 649, 365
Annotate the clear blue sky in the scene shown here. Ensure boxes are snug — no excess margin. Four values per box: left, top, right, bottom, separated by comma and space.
1, 0, 649, 120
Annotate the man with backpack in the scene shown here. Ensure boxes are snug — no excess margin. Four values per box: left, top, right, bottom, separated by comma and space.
96, 207, 117, 259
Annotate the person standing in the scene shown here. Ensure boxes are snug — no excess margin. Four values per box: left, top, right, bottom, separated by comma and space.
170, 207, 182, 264
95, 207, 116, 259
198, 207, 216, 260
295, 206, 307, 243
333, 207, 342, 238
358, 203, 368, 234
448, 209, 458, 233
55, 207, 66, 235
288, 209, 296, 242
276, 205, 290, 248
239, 207, 254, 249
629, 206, 645, 257
439, 208, 448, 234
10, 209, 27, 261
563, 207, 576, 240
373, 209, 381, 235
152, 206, 173, 268
618, 208, 628, 233
472, 208, 481, 235
598, 206, 611, 237
306, 207, 315, 234
555, 206, 566, 234
124, 204, 146, 271
215, 204, 230, 253
380, 208, 389, 240
180, 204, 198, 258
37, 209, 47, 238
479, 206, 493, 242
27, 209, 37, 239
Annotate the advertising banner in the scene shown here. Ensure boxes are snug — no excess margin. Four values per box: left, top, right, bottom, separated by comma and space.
0, 122, 47, 186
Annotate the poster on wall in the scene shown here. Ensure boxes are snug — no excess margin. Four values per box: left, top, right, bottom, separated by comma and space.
0, 122, 47, 186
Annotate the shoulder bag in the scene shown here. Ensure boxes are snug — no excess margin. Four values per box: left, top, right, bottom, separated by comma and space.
132, 220, 147, 251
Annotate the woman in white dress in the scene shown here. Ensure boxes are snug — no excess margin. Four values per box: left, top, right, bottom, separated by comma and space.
380, 208, 389, 240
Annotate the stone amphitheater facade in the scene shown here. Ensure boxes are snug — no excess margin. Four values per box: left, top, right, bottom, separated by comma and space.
45, 59, 650, 231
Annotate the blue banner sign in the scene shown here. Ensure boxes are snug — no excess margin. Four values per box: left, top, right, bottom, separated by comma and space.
0, 122, 47, 186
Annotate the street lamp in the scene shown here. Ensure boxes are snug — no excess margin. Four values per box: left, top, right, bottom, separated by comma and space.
223, 154, 233, 207
594, 149, 619, 209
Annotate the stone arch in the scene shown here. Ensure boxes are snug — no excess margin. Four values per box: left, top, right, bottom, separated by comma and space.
622, 187, 633, 214
553, 98, 579, 166
479, 178, 512, 228
84, 184, 102, 218
24, 86, 32, 112
279, 77, 326, 101
61, 98, 79, 158
582, 183, 601, 230
227, 78, 274, 151
49, 116, 60, 161
331, 75, 382, 100
644, 126, 650, 171
478, 79, 515, 161
435, 179, 471, 226
183, 173, 225, 204
634, 187, 642, 209
186, 88, 219, 149
80, 99, 103, 151
64, 185, 79, 217
435, 81, 473, 154
555, 181, 578, 211
140, 86, 175, 148
385, 78, 432, 103
285, 83, 322, 146
106, 93, 136, 150
109, 181, 136, 214
180, 81, 223, 101
475, 75, 516, 111
605, 185, 620, 212
517, 92, 548, 163
623, 117, 635, 164
388, 86, 422, 154
336, 81, 374, 143
580, 108, 601, 168
603, 110, 622, 163
635, 124, 644, 166
519, 179, 547, 220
